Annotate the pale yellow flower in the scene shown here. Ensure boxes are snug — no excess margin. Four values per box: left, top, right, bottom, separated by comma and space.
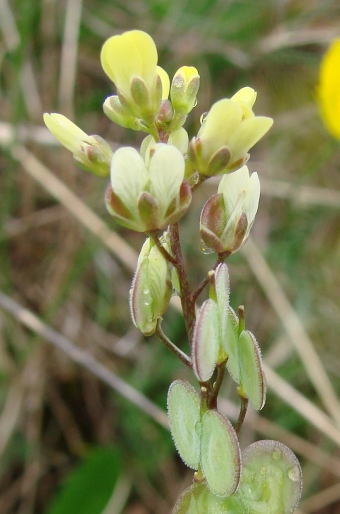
200, 166, 260, 253
189, 87, 273, 176
43, 113, 112, 176
105, 143, 192, 232
100, 30, 169, 119
318, 39, 340, 139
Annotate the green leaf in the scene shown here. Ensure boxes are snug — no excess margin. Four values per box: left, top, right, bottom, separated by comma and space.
239, 329, 266, 410
45, 446, 123, 514
172, 482, 244, 513
167, 380, 201, 469
238, 440, 303, 514
192, 299, 220, 382
200, 410, 241, 497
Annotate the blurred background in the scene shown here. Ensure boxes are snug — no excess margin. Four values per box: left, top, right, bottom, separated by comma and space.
1, 0, 340, 512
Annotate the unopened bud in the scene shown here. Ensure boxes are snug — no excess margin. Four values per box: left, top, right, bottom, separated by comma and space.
129, 238, 172, 335
171, 66, 200, 115
43, 113, 112, 176
103, 95, 144, 131
200, 166, 260, 253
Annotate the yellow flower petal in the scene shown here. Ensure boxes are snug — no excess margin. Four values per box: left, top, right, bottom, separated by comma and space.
318, 39, 340, 139
43, 113, 90, 153
157, 66, 170, 99
101, 30, 157, 96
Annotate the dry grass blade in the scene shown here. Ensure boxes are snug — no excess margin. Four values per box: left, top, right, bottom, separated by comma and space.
9, 144, 138, 273
59, 0, 83, 117
242, 237, 340, 427
300, 481, 340, 513
264, 364, 340, 448
0, 0, 20, 51
0, 291, 169, 430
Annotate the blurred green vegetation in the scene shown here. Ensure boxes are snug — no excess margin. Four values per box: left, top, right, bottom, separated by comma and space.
1, 0, 340, 513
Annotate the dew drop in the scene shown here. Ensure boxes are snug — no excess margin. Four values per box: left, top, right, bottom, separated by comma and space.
288, 465, 300, 482
200, 112, 208, 124
188, 172, 200, 187
271, 447, 282, 461
200, 240, 214, 255
143, 289, 152, 306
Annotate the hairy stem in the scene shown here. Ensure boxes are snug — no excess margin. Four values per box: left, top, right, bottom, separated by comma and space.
156, 320, 192, 368
209, 359, 227, 410
192, 251, 231, 302
169, 223, 196, 341
235, 394, 249, 436
150, 232, 179, 268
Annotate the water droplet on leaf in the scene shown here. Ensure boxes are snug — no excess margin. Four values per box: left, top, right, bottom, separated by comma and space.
200, 239, 214, 255
288, 465, 300, 482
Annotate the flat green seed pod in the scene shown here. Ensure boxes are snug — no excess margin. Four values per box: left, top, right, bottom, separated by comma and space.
172, 482, 244, 514
224, 306, 240, 384
201, 410, 241, 498
167, 380, 201, 469
239, 329, 266, 410
192, 299, 219, 382
215, 263, 230, 321
239, 440, 303, 514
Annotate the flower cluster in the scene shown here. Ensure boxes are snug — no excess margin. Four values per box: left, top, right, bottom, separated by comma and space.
41, 29, 304, 514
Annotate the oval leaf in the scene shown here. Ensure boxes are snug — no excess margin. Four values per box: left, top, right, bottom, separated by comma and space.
201, 410, 241, 497
192, 299, 219, 382
239, 329, 266, 410
167, 380, 201, 469
172, 482, 244, 513
239, 440, 303, 514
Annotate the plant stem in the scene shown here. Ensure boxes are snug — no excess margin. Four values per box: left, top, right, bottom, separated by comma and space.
156, 320, 192, 368
209, 359, 227, 409
192, 251, 231, 302
235, 394, 249, 436
169, 223, 196, 341
150, 232, 179, 268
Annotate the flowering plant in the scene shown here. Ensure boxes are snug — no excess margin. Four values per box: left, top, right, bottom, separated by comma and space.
318, 38, 340, 140
44, 29, 302, 513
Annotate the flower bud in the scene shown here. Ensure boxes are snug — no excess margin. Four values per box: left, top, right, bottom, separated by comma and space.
100, 30, 170, 120
200, 165, 260, 253
103, 95, 146, 131
129, 237, 172, 335
171, 66, 200, 115
105, 143, 192, 232
188, 87, 273, 176
43, 113, 112, 176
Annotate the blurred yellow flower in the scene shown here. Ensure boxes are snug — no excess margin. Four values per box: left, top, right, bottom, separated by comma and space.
318, 39, 340, 139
